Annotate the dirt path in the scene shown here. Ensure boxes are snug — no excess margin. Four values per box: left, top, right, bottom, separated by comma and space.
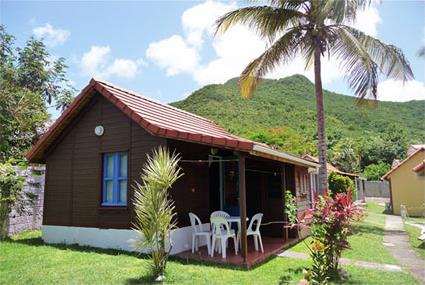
384, 215, 425, 284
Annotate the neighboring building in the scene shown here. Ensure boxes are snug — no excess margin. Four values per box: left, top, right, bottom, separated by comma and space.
383, 146, 425, 216
408, 144, 425, 156
302, 154, 366, 201
26, 78, 319, 264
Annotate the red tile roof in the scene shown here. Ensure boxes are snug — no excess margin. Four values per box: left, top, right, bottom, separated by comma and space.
26, 78, 318, 169
412, 160, 425, 173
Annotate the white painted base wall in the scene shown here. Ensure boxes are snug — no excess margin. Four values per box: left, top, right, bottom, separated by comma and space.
42, 224, 210, 255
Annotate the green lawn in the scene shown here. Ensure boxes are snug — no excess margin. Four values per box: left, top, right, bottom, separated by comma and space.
0, 228, 418, 285
404, 217, 425, 260
289, 202, 399, 265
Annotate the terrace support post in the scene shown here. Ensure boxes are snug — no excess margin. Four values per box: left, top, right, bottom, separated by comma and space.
238, 153, 248, 265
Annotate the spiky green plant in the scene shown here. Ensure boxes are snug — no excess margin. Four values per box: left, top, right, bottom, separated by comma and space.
132, 146, 183, 280
215, 0, 413, 193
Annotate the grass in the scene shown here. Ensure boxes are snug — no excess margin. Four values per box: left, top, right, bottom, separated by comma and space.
0, 230, 419, 285
404, 216, 425, 260
289, 202, 399, 265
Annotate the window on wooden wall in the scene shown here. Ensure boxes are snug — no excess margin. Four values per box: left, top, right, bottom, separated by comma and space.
102, 152, 128, 206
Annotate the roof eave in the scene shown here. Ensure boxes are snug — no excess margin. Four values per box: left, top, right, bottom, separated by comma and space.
250, 144, 320, 168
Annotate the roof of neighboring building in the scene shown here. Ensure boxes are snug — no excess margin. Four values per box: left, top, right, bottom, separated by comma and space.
408, 144, 425, 156
301, 154, 359, 177
412, 160, 425, 174
391, 159, 401, 169
383, 147, 425, 179
27, 78, 319, 169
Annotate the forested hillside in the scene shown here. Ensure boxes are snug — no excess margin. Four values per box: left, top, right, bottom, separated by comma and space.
172, 75, 425, 177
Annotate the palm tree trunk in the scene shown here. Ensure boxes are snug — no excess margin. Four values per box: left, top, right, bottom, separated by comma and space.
314, 46, 328, 194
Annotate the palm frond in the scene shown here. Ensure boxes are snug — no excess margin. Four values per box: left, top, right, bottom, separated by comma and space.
418, 46, 425, 58
239, 27, 303, 98
329, 26, 378, 101
215, 5, 304, 42
343, 25, 414, 82
318, 0, 372, 24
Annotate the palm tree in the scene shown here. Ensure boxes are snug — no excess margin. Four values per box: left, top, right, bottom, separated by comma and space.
215, 0, 413, 193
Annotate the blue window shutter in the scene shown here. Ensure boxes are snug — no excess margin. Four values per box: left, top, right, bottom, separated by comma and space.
102, 152, 128, 206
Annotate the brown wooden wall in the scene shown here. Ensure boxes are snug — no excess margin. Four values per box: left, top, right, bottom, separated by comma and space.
44, 93, 165, 229
295, 166, 312, 212
167, 140, 211, 227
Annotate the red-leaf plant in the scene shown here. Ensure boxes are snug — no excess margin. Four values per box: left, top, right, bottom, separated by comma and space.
299, 190, 364, 277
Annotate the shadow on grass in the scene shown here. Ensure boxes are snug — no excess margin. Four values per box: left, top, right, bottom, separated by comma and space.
8, 234, 283, 272
170, 253, 280, 271
279, 267, 305, 284
351, 223, 383, 237
125, 275, 156, 285
7, 235, 144, 259
415, 242, 425, 250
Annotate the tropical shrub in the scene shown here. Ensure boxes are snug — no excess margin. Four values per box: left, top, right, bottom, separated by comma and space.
286, 189, 363, 283
304, 191, 363, 279
132, 147, 183, 281
302, 240, 330, 285
284, 190, 298, 225
362, 162, 390, 181
0, 160, 26, 240
328, 172, 355, 197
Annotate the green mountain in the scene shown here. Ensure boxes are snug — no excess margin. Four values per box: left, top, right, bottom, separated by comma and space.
172, 75, 424, 157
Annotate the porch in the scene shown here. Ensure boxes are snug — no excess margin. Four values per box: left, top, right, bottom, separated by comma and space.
176, 236, 299, 268
168, 139, 316, 266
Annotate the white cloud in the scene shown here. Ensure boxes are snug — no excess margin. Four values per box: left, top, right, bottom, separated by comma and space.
146, 1, 383, 87
80, 46, 144, 79
351, 6, 382, 37
146, 35, 199, 76
182, 0, 237, 47
33, 23, 70, 47
377, 80, 425, 102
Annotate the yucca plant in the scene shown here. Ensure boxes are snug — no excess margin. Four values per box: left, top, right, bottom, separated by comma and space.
132, 147, 183, 281
215, 0, 413, 193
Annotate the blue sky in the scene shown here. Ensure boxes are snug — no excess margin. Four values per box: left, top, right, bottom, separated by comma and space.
2, 1, 424, 118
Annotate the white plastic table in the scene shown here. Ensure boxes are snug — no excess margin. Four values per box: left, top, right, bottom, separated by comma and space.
226, 216, 249, 233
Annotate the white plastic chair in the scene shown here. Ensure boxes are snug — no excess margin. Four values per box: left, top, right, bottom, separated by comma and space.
189, 212, 211, 255
400, 205, 409, 219
210, 216, 238, 258
246, 213, 264, 253
210, 211, 230, 219
210, 211, 231, 253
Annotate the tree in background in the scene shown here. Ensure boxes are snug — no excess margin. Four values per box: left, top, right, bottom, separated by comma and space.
362, 162, 390, 181
250, 127, 317, 155
0, 161, 27, 240
132, 147, 183, 281
215, 0, 413, 193
358, 124, 408, 170
329, 138, 360, 174
0, 25, 74, 161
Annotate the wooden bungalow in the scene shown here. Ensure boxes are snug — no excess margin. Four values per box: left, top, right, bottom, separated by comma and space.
27, 78, 319, 267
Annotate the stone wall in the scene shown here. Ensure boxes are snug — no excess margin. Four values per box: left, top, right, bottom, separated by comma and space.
364, 180, 390, 198
8, 166, 45, 235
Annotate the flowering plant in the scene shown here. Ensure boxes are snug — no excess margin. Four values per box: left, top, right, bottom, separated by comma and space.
288, 190, 363, 284
304, 190, 364, 276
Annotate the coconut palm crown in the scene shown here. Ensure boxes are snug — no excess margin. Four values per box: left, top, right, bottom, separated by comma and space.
215, 0, 413, 193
